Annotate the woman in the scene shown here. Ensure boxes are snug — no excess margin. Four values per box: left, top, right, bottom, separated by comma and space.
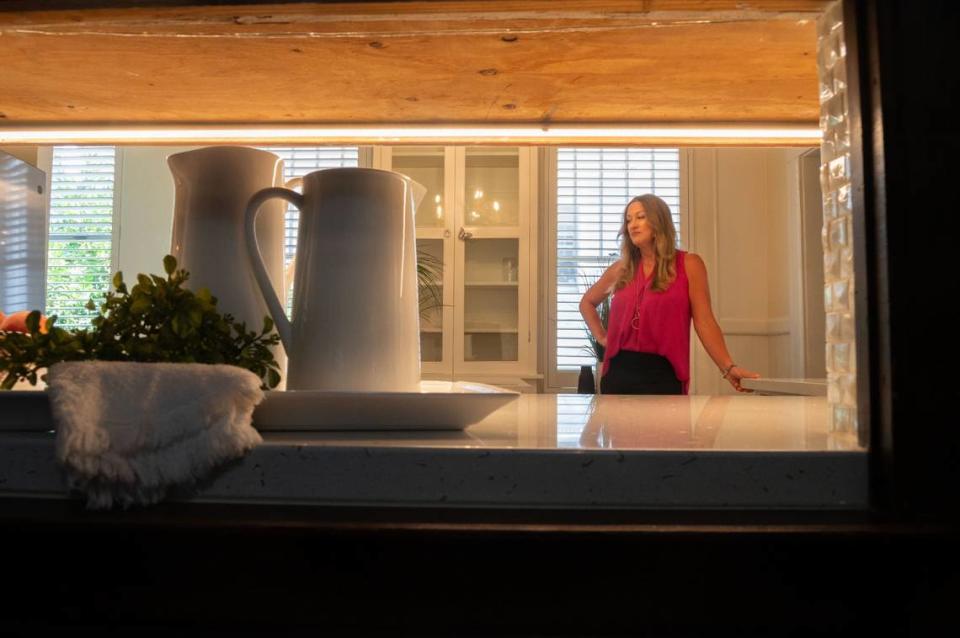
579, 194, 760, 394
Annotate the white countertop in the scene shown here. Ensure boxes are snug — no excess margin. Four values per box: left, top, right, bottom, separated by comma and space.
0, 394, 866, 509
253, 393, 854, 451
740, 378, 828, 396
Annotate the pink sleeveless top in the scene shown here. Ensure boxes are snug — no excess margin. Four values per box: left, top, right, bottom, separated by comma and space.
601, 250, 691, 394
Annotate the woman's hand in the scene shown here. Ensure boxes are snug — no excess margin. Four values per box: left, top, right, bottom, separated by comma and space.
726, 365, 760, 393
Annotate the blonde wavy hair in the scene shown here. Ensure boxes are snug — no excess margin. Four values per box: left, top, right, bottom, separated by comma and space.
614, 194, 678, 293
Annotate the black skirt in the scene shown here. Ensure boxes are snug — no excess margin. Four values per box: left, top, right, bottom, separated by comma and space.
600, 350, 682, 395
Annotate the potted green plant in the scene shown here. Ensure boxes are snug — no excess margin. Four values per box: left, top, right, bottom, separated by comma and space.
582, 295, 610, 393
0, 256, 281, 390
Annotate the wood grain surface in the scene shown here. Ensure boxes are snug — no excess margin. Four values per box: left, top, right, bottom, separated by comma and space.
0, 1, 824, 127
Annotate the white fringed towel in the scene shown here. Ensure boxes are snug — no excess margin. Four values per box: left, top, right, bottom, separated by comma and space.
47, 361, 265, 509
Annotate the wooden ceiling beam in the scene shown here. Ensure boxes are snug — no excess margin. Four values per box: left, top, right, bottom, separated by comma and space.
0, 1, 827, 130
0, 1, 833, 17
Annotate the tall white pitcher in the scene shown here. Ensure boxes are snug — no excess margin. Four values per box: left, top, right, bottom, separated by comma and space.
168, 146, 290, 372
245, 168, 426, 392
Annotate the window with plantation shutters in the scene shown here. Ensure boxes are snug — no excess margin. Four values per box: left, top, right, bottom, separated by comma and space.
45, 146, 117, 330
0, 151, 46, 316
555, 148, 682, 374
259, 147, 359, 311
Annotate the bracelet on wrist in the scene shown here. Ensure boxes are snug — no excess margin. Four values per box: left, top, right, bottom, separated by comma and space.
721, 363, 737, 379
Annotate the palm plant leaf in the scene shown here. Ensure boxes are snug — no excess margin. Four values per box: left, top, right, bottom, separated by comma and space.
579, 261, 616, 361
417, 251, 444, 319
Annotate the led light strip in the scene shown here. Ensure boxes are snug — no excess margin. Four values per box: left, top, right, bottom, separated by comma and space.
0, 124, 822, 145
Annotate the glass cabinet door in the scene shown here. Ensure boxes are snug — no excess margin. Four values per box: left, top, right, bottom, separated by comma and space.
383, 145, 533, 377
391, 146, 446, 229
463, 147, 520, 227
389, 146, 454, 372
463, 238, 520, 361
460, 147, 523, 363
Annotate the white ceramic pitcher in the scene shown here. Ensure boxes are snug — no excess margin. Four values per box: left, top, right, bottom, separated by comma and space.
245, 168, 426, 392
169, 146, 295, 375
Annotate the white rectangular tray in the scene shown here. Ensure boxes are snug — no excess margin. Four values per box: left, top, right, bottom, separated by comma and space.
255, 381, 518, 431
0, 381, 519, 432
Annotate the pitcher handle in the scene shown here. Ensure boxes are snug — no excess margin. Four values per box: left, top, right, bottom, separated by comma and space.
245, 186, 303, 352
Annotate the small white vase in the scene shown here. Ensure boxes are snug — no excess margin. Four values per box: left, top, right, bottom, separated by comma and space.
595, 360, 603, 394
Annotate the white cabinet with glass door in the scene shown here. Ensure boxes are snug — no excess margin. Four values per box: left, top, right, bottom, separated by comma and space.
376, 146, 537, 389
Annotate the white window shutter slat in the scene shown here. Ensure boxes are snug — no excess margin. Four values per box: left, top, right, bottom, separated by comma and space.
555, 148, 681, 371
45, 146, 117, 330
259, 147, 359, 312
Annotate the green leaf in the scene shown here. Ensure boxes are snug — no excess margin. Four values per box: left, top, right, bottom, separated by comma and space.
112, 271, 124, 290
130, 295, 152, 315
262, 316, 274, 333
163, 255, 177, 275
187, 306, 203, 328
25, 311, 41, 334
266, 368, 281, 389
171, 314, 188, 338
136, 274, 153, 289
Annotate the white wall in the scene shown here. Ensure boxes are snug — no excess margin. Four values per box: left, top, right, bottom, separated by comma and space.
115, 146, 195, 278
0, 146, 39, 167
686, 147, 810, 395
767, 147, 807, 379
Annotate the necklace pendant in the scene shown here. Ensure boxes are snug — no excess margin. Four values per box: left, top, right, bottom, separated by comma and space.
631, 278, 646, 331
